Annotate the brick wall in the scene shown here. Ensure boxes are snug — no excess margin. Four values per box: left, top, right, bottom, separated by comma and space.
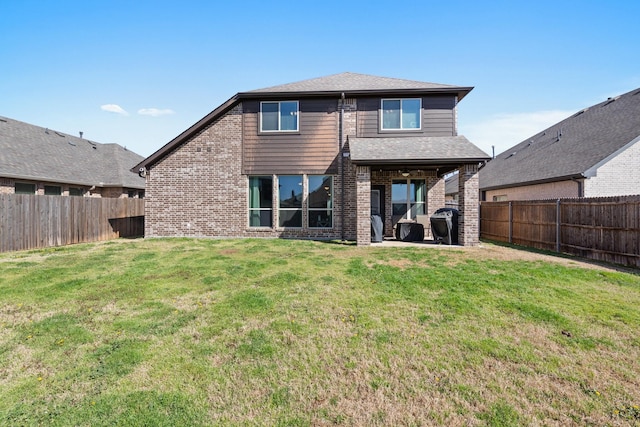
340, 98, 359, 241
584, 139, 640, 197
458, 164, 479, 246
145, 103, 353, 241
145, 104, 245, 238
355, 165, 371, 245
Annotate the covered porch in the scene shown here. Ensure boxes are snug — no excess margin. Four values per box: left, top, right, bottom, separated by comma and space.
348, 136, 490, 246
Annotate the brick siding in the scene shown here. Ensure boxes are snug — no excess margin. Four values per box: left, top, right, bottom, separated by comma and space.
458, 164, 480, 246
584, 140, 640, 197
145, 103, 358, 241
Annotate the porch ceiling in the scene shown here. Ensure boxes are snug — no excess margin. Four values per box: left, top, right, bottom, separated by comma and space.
349, 136, 490, 169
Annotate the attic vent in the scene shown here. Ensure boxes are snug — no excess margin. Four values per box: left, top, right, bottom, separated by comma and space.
0, 118, 7, 122
573, 108, 589, 117
55, 131, 65, 137
506, 152, 517, 159
68, 140, 76, 146
634, 89, 640, 96
603, 95, 620, 106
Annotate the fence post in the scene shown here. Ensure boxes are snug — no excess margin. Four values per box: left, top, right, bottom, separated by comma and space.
556, 199, 561, 253
508, 202, 512, 243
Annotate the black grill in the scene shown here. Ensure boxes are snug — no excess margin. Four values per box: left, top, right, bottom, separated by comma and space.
430, 208, 459, 245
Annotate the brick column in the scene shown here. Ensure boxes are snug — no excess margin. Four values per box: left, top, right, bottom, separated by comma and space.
355, 165, 371, 246
458, 164, 480, 246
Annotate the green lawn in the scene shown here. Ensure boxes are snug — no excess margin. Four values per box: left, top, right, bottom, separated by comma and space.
0, 238, 639, 426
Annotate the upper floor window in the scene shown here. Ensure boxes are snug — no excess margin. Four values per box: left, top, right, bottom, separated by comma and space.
260, 101, 299, 132
381, 99, 421, 130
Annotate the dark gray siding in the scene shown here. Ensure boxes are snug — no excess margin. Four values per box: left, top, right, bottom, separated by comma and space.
357, 95, 456, 137
243, 99, 339, 175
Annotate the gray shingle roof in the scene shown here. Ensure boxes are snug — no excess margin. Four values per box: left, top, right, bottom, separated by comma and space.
0, 116, 145, 189
349, 136, 490, 165
242, 72, 473, 100
479, 87, 640, 191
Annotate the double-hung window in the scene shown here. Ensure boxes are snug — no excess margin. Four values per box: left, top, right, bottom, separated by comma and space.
308, 175, 333, 228
278, 175, 303, 227
381, 98, 421, 130
260, 101, 299, 132
249, 176, 273, 227
392, 179, 426, 224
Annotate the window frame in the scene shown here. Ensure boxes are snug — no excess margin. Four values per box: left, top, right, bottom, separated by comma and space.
307, 175, 333, 229
392, 179, 426, 223
260, 101, 299, 133
44, 185, 62, 196
277, 175, 303, 228
69, 187, 84, 197
380, 98, 422, 131
248, 175, 274, 228
14, 182, 36, 195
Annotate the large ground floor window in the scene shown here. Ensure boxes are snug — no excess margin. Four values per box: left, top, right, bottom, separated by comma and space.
308, 175, 332, 228
392, 179, 426, 224
249, 176, 273, 227
248, 175, 334, 229
278, 175, 303, 227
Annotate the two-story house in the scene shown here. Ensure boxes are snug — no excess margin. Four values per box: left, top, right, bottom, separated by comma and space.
133, 72, 489, 246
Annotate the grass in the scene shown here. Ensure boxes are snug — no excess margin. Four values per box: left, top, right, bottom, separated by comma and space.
0, 238, 639, 426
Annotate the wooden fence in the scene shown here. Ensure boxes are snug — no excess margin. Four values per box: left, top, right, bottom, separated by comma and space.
0, 194, 144, 253
480, 195, 640, 268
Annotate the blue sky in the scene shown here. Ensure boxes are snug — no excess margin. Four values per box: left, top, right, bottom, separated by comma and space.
1, 0, 639, 158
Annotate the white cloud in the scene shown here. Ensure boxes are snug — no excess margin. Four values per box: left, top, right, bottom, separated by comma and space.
100, 104, 129, 116
137, 108, 175, 117
460, 110, 574, 157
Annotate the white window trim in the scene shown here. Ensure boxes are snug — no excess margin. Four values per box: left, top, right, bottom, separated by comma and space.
307, 175, 333, 229
260, 100, 299, 132
380, 98, 422, 131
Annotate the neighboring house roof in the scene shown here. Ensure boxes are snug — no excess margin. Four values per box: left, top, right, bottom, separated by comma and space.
350, 136, 489, 173
134, 72, 475, 172
0, 116, 145, 189
479, 87, 640, 191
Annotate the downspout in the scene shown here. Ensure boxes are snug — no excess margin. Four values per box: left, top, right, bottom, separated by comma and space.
571, 177, 584, 197
340, 92, 345, 241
